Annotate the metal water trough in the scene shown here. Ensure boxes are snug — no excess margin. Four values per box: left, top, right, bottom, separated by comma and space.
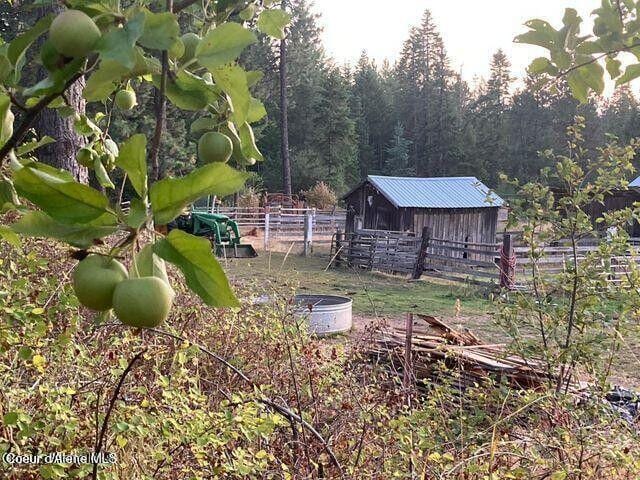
294, 294, 353, 337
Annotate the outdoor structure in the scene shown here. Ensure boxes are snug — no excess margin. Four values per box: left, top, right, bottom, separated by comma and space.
342, 175, 504, 244
584, 189, 640, 236
552, 177, 640, 237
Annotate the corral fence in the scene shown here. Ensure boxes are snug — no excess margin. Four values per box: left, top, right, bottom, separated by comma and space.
331, 227, 640, 290
127, 197, 346, 254
193, 205, 346, 254
331, 228, 510, 287
332, 229, 422, 275
513, 241, 640, 288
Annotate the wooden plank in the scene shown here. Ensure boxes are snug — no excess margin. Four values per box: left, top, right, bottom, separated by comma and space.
430, 237, 501, 248
425, 254, 498, 269
427, 244, 498, 256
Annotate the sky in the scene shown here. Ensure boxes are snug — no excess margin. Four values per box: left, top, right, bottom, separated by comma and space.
311, 0, 596, 88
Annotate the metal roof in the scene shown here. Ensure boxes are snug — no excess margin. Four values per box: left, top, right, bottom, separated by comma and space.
630, 176, 640, 188
365, 175, 504, 209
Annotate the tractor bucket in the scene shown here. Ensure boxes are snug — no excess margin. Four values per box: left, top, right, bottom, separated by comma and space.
215, 243, 258, 259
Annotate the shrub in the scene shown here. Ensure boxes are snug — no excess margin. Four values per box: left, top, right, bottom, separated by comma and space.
1, 236, 639, 479
303, 181, 337, 209
498, 117, 640, 391
237, 187, 261, 208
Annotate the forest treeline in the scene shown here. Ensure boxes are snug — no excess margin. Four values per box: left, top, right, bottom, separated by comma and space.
243, 1, 640, 195
5, 1, 640, 196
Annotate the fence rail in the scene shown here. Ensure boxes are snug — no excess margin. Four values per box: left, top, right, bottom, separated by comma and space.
332, 228, 510, 287
512, 244, 640, 286
337, 230, 421, 274
193, 206, 346, 238
332, 228, 640, 290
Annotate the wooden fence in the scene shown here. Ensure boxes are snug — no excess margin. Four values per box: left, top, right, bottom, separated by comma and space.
421, 236, 504, 286
332, 227, 640, 290
513, 243, 640, 287
334, 229, 421, 275
332, 228, 513, 287
195, 206, 346, 237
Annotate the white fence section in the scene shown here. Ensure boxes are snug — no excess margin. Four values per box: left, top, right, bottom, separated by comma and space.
192, 205, 347, 253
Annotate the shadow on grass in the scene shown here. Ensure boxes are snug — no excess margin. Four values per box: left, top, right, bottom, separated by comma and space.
225, 251, 493, 318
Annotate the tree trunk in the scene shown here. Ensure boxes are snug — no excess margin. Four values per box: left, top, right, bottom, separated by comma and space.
34, 78, 88, 184
279, 0, 292, 197
148, 0, 173, 184
34, 4, 88, 184
149, 84, 166, 183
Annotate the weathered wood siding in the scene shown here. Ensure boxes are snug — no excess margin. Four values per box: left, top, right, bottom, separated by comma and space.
344, 183, 411, 233
413, 208, 498, 246
584, 190, 640, 236
344, 181, 500, 243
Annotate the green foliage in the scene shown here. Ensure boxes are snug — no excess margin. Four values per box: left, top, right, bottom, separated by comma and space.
115, 134, 147, 197
154, 229, 239, 308
498, 117, 640, 389
13, 161, 116, 224
1, 239, 639, 478
0, 0, 290, 313
242, 2, 640, 195
196, 22, 257, 70
149, 163, 247, 225
517, 2, 640, 103
257, 9, 291, 39
384, 122, 414, 176
0, 241, 293, 478
11, 211, 118, 248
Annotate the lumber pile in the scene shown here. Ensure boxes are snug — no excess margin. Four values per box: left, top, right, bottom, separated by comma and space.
368, 314, 552, 391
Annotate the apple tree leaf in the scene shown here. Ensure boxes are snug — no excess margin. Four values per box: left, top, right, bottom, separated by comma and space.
149, 162, 247, 225
196, 23, 256, 70
116, 134, 147, 198
12, 161, 116, 224
154, 229, 238, 307
257, 9, 291, 39
12, 211, 118, 248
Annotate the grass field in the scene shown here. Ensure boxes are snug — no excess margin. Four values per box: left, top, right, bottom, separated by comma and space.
225, 251, 493, 318
225, 250, 640, 388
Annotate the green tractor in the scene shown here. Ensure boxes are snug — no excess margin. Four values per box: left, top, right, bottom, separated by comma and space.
170, 211, 257, 258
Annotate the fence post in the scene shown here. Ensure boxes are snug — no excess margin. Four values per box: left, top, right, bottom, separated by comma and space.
264, 206, 270, 252
369, 235, 376, 270
403, 313, 414, 407
412, 227, 431, 280
303, 211, 313, 256
500, 233, 515, 290
335, 228, 343, 267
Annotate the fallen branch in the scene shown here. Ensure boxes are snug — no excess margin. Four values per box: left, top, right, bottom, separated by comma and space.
92, 348, 146, 480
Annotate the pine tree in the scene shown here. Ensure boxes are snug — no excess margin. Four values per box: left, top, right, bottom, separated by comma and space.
468, 50, 514, 183
394, 9, 460, 176
508, 74, 556, 179
486, 49, 513, 108
602, 86, 640, 145
304, 67, 359, 192
384, 123, 414, 176
238, 1, 640, 195
353, 51, 392, 175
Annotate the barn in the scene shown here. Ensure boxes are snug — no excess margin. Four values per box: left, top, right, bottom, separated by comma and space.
581, 176, 640, 236
342, 175, 504, 244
